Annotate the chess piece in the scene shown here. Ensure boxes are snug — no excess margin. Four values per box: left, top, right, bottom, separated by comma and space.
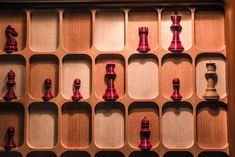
203, 63, 220, 100
168, 12, 184, 53
103, 63, 119, 101
42, 78, 54, 101
137, 27, 150, 53
4, 126, 17, 151
5, 25, 18, 53
71, 78, 83, 101
171, 78, 182, 101
4, 69, 17, 101
138, 117, 152, 150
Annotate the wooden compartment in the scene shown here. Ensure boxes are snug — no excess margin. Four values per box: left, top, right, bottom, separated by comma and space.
63, 9, 92, 51
195, 7, 225, 51
30, 10, 59, 52
163, 152, 193, 157
0, 151, 22, 157
0, 10, 26, 53
95, 151, 125, 157
62, 54, 91, 100
0, 103, 24, 148
27, 151, 56, 157
95, 54, 125, 99
62, 151, 90, 157
197, 102, 228, 149
161, 8, 192, 51
162, 102, 194, 149
161, 54, 193, 99
95, 9, 125, 51
94, 102, 125, 148
28, 102, 58, 148
196, 53, 226, 99
0, 55, 26, 99
30, 55, 59, 99
198, 152, 228, 157
129, 151, 158, 157
128, 102, 159, 148
61, 102, 91, 148
127, 8, 158, 52
128, 54, 158, 99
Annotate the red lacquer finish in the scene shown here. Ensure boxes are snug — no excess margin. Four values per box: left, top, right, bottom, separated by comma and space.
103, 63, 119, 101
42, 78, 54, 102
4, 69, 17, 102
138, 116, 152, 150
5, 25, 18, 53
4, 126, 17, 151
171, 77, 182, 101
137, 27, 150, 53
72, 78, 83, 101
168, 12, 184, 53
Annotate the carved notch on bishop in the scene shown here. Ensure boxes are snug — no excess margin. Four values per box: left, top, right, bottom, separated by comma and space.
137, 27, 150, 53
5, 25, 18, 53
42, 78, 54, 102
4, 69, 17, 101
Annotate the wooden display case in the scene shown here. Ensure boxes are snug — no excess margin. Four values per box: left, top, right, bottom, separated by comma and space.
0, 0, 235, 157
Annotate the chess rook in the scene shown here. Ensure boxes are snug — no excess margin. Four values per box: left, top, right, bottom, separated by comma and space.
171, 77, 182, 101
138, 117, 152, 150
5, 25, 18, 53
4, 126, 17, 151
4, 69, 17, 101
137, 27, 150, 53
72, 78, 83, 101
42, 78, 54, 101
168, 12, 184, 53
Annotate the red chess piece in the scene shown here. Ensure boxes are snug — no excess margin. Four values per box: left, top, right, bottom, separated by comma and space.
4, 69, 17, 101
103, 63, 119, 101
5, 25, 18, 53
137, 27, 150, 53
4, 126, 17, 151
42, 78, 54, 102
138, 117, 152, 150
171, 78, 182, 101
72, 78, 83, 101
168, 12, 184, 53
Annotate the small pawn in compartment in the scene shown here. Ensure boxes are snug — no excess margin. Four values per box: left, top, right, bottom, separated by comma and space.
171, 77, 182, 101
42, 78, 54, 102
137, 27, 150, 53
4, 126, 17, 151
103, 63, 119, 101
168, 12, 184, 53
138, 117, 152, 151
203, 62, 220, 100
5, 25, 18, 53
71, 78, 83, 101
4, 69, 17, 101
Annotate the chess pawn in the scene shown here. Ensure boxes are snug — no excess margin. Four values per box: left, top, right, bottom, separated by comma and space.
5, 25, 18, 53
171, 78, 182, 101
138, 117, 152, 150
42, 78, 54, 102
4, 69, 17, 101
72, 78, 83, 101
137, 27, 150, 53
103, 63, 119, 101
4, 126, 17, 151
203, 63, 220, 100
168, 12, 184, 53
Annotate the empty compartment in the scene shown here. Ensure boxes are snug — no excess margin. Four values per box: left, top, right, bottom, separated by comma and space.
129, 151, 158, 157
0, 55, 26, 99
95, 151, 124, 157
63, 9, 92, 51
161, 8, 192, 51
62, 151, 90, 157
61, 102, 91, 148
128, 54, 158, 99
198, 152, 228, 157
62, 54, 91, 100
128, 102, 159, 148
197, 102, 228, 149
161, 54, 193, 99
195, 7, 225, 50
94, 102, 125, 148
28, 102, 58, 148
0, 103, 24, 148
30, 10, 59, 52
164, 152, 193, 157
95, 9, 125, 51
27, 151, 56, 157
162, 102, 194, 148
196, 54, 226, 99
95, 54, 125, 99
0, 152, 22, 157
0, 10, 26, 52
30, 55, 59, 99
127, 8, 158, 51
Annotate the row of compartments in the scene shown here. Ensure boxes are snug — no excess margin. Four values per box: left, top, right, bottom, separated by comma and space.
0, 53, 227, 100
0, 101, 227, 149
0, 7, 224, 53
